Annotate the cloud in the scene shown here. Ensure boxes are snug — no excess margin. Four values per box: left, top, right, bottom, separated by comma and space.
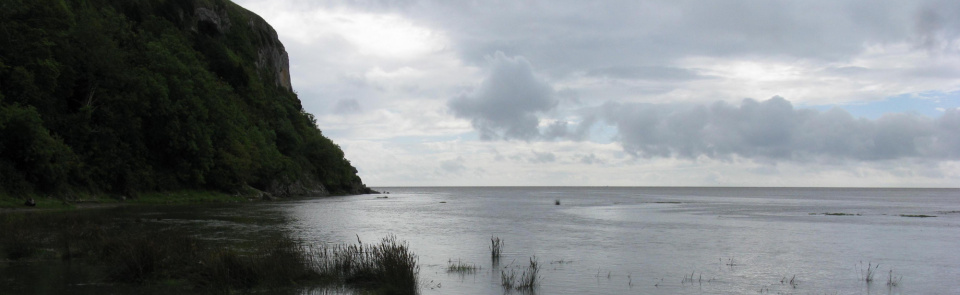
586, 66, 712, 81
233, 0, 960, 186
914, 2, 960, 54
597, 96, 960, 161
333, 98, 362, 114
578, 153, 603, 165
528, 151, 556, 163
448, 52, 557, 140
439, 157, 467, 174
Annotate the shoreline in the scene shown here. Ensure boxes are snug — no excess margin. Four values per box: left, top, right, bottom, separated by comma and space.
0, 188, 380, 211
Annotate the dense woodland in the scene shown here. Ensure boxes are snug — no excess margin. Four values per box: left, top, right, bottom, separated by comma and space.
0, 0, 369, 199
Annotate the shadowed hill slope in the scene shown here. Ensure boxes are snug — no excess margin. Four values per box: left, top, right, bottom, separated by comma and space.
0, 0, 372, 199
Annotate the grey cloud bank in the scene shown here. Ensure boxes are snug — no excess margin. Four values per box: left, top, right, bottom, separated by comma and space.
597, 97, 960, 161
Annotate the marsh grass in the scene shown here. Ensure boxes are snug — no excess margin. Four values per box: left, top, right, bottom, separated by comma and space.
780, 275, 798, 288
447, 259, 479, 274
0, 212, 419, 294
899, 214, 936, 218
886, 269, 902, 287
681, 271, 702, 285
858, 261, 879, 283
501, 256, 540, 291
490, 236, 503, 260
823, 212, 860, 216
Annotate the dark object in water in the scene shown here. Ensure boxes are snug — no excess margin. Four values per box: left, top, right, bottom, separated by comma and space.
24, 198, 36, 207
555, 200, 561, 205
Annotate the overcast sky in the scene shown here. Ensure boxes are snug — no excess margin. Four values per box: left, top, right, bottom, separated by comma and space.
234, 0, 960, 187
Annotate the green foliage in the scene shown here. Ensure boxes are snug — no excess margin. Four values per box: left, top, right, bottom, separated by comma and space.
0, 0, 367, 198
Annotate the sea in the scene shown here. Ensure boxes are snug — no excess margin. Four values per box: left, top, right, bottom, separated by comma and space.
6, 187, 960, 294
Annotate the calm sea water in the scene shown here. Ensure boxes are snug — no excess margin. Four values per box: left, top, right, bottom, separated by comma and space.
293, 187, 960, 294
6, 187, 960, 294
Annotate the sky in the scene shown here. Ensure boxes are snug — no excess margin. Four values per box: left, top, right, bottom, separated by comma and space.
233, 0, 960, 187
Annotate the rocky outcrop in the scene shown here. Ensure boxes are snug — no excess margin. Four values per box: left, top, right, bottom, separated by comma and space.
266, 174, 330, 198
255, 32, 292, 91
194, 7, 231, 35
190, 1, 292, 91
238, 7, 292, 91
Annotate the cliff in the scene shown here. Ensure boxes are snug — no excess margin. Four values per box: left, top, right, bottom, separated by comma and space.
0, 0, 373, 199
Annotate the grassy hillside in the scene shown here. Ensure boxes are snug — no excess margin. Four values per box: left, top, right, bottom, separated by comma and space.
0, 0, 371, 200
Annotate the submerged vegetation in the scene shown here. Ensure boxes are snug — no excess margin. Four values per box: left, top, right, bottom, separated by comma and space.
501, 256, 540, 291
490, 236, 503, 260
858, 261, 879, 283
0, 211, 418, 294
446, 259, 479, 274
0, 0, 370, 204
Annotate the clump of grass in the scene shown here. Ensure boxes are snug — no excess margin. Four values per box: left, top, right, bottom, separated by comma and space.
490, 236, 503, 260
446, 259, 479, 274
900, 214, 936, 218
501, 256, 540, 291
313, 235, 420, 294
886, 269, 902, 287
823, 212, 860, 216
681, 271, 702, 285
858, 261, 879, 283
780, 275, 798, 288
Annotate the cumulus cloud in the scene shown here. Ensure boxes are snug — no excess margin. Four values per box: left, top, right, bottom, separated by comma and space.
597, 96, 960, 161
448, 52, 557, 140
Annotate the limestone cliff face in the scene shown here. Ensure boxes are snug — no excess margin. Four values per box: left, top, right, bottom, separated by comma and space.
191, 1, 292, 92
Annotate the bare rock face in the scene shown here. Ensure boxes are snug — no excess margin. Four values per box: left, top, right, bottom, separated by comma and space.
266, 174, 330, 198
195, 7, 231, 35
254, 27, 292, 91
191, 2, 292, 92
240, 9, 292, 92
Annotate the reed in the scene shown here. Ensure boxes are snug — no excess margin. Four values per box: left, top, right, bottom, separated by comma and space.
490, 236, 503, 260
501, 256, 540, 291
886, 269, 902, 287
857, 261, 879, 283
0, 212, 420, 294
311, 235, 420, 294
446, 259, 479, 274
